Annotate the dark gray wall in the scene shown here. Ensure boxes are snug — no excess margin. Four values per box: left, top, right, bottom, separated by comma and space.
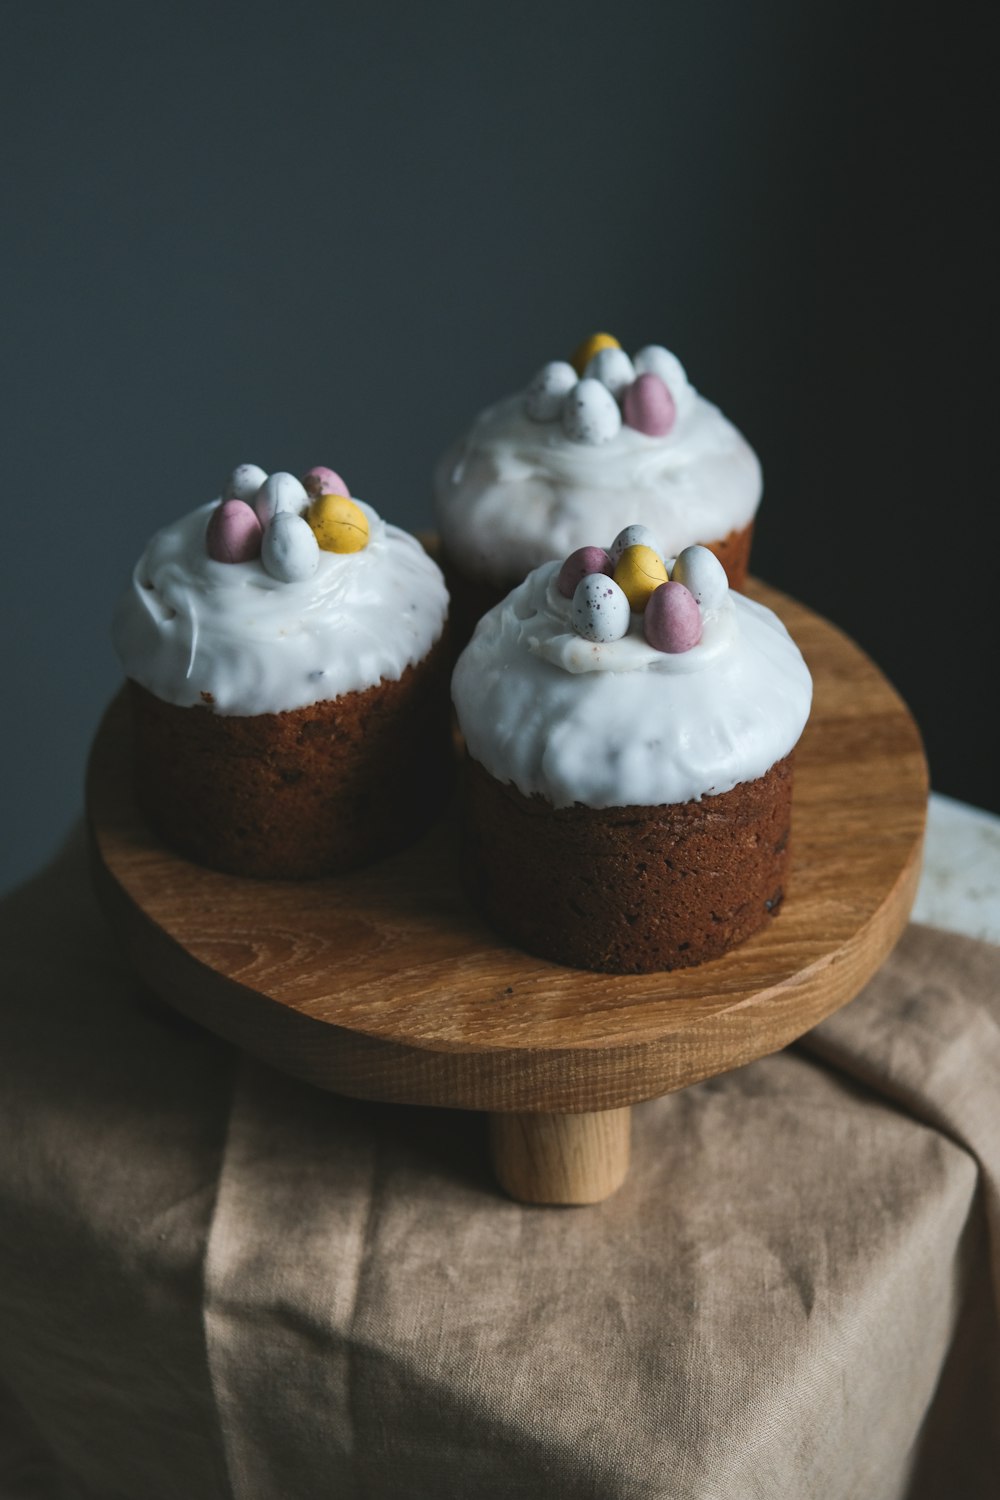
2, 3, 995, 894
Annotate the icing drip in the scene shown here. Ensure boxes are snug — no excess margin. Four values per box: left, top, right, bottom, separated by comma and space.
434, 386, 761, 586
451, 562, 811, 809
114, 500, 448, 716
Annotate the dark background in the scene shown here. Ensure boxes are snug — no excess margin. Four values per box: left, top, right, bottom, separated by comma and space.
2, 2, 995, 895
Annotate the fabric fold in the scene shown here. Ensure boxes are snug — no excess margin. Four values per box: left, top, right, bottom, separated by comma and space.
1, 835, 998, 1498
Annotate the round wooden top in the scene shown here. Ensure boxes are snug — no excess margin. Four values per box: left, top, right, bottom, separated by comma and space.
87, 580, 928, 1115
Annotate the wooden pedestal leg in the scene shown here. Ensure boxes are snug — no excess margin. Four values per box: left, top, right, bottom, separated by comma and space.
489, 1107, 631, 1205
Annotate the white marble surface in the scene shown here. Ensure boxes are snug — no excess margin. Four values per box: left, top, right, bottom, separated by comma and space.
913, 793, 1000, 945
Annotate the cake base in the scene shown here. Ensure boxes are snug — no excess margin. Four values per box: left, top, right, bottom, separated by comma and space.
442, 522, 755, 650
463, 755, 794, 974
703, 521, 755, 592
127, 636, 453, 879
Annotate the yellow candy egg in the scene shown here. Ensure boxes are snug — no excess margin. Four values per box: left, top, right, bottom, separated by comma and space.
307, 494, 370, 553
613, 544, 668, 612
570, 331, 621, 376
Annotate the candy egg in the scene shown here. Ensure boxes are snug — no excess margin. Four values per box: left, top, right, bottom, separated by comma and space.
262, 511, 321, 582
557, 545, 614, 598
622, 373, 676, 437
613, 544, 669, 612
206, 499, 262, 563
302, 466, 350, 499
223, 463, 268, 502
583, 346, 635, 398
254, 471, 308, 527
632, 345, 690, 403
571, 332, 620, 377
524, 360, 578, 422
561, 378, 621, 444
572, 573, 631, 642
609, 524, 662, 566
644, 581, 702, 653
308, 494, 370, 553
671, 545, 728, 611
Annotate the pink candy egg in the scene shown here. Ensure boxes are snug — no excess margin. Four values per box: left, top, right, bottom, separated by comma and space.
622, 373, 677, 437
557, 545, 614, 598
302, 465, 350, 499
206, 499, 262, 563
644, 581, 702, 653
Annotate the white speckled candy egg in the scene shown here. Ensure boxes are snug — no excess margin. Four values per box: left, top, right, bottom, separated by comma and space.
524, 360, 578, 422
254, 471, 308, 527
632, 345, 690, 403
262, 511, 320, 582
572, 573, 631, 642
583, 346, 635, 397
671, 545, 729, 611
223, 463, 268, 502
561, 379, 622, 444
609, 523, 662, 565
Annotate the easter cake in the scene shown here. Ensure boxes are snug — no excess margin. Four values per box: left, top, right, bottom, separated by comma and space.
113, 463, 451, 878
433, 333, 762, 641
451, 529, 812, 974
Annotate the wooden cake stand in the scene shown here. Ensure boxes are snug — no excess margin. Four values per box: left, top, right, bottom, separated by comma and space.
87, 581, 928, 1205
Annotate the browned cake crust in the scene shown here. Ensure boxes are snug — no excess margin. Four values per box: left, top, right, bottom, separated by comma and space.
128, 637, 453, 879
701, 521, 754, 593
442, 521, 755, 653
463, 751, 794, 973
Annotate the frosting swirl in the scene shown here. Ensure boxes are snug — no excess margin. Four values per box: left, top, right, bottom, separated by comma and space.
434, 387, 761, 586
113, 500, 448, 716
452, 562, 811, 809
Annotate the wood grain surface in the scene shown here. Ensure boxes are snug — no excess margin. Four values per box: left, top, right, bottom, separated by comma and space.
490, 1109, 632, 1204
87, 580, 928, 1115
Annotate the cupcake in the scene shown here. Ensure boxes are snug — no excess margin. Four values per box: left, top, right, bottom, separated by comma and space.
113, 463, 451, 878
434, 333, 762, 642
451, 529, 812, 974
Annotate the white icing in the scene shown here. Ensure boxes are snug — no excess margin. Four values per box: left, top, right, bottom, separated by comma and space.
434, 376, 762, 587
451, 562, 811, 809
113, 500, 448, 716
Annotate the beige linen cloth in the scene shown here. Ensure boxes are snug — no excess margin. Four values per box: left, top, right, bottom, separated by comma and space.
0, 831, 998, 1500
